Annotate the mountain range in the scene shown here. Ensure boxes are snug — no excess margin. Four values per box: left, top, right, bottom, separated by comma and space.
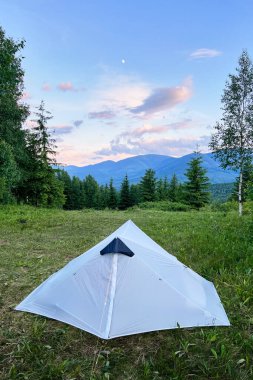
63, 153, 237, 187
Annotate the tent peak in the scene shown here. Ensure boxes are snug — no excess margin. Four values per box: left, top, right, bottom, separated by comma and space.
100, 237, 134, 257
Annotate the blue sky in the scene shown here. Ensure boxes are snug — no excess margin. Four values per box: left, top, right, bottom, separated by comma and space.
1, 0, 253, 165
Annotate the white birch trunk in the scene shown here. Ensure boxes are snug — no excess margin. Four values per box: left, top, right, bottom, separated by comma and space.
238, 170, 243, 216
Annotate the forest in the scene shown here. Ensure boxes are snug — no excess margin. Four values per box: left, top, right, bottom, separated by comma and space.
2, 26, 253, 213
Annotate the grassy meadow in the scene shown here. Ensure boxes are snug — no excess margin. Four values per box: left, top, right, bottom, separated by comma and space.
0, 205, 253, 379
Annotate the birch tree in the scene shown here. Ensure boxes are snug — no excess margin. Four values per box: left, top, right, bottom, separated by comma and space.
209, 50, 253, 216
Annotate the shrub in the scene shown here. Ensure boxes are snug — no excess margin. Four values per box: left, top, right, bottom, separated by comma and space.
137, 201, 191, 211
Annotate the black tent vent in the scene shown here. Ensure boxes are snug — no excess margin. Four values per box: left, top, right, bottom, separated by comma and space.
100, 238, 134, 257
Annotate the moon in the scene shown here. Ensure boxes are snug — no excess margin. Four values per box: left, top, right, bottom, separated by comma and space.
121, 59, 126, 64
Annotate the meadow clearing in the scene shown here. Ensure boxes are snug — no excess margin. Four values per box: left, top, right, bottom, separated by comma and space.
0, 206, 252, 379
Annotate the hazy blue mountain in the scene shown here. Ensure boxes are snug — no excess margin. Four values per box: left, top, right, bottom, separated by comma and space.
63, 153, 237, 187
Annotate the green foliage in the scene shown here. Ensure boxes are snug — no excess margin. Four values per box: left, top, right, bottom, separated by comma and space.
0, 140, 19, 203
119, 175, 131, 210
168, 174, 181, 202
140, 169, 157, 202
137, 201, 191, 211
70, 176, 84, 210
83, 175, 100, 209
31, 101, 56, 164
210, 50, 253, 213
231, 163, 253, 202
108, 179, 118, 209
0, 206, 252, 379
129, 183, 141, 206
0, 26, 30, 202
56, 170, 75, 210
0, 28, 65, 209
210, 50, 253, 171
210, 183, 234, 202
156, 177, 169, 201
184, 152, 210, 209
23, 102, 64, 208
0, 27, 29, 167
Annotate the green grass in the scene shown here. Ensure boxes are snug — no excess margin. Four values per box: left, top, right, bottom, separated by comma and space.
0, 205, 252, 380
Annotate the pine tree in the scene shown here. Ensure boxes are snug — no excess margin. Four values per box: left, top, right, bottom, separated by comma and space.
46, 173, 65, 208
108, 179, 118, 209
140, 169, 157, 202
129, 183, 141, 205
209, 50, 253, 216
24, 101, 64, 207
184, 152, 210, 209
168, 174, 179, 202
71, 176, 83, 209
119, 175, 131, 210
156, 178, 169, 201
56, 170, 74, 209
97, 184, 109, 209
31, 101, 56, 164
83, 175, 100, 208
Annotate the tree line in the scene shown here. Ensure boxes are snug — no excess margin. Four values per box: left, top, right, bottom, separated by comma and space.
1, 26, 253, 214
0, 26, 210, 211
56, 154, 210, 210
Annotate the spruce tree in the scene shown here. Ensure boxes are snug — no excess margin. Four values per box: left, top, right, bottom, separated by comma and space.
31, 101, 56, 164
98, 184, 109, 209
83, 175, 100, 208
140, 169, 157, 202
56, 170, 74, 209
209, 50, 253, 216
119, 175, 131, 210
156, 178, 168, 201
168, 174, 179, 202
71, 176, 83, 209
108, 179, 118, 209
24, 101, 64, 207
184, 152, 210, 209
130, 183, 141, 205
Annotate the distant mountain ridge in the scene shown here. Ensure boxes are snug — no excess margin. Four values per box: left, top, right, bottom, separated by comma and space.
63, 153, 237, 187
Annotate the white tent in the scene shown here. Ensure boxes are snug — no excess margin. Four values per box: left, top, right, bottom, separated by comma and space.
15, 220, 230, 339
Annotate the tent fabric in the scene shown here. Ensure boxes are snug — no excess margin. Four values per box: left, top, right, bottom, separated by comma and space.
15, 220, 230, 339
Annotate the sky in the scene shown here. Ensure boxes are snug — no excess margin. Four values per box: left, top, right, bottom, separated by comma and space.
1, 0, 253, 166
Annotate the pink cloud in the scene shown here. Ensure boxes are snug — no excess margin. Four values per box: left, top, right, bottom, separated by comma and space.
24, 120, 37, 129
42, 83, 52, 91
57, 82, 85, 92
21, 92, 31, 100
118, 119, 193, 140
58, 82, 74, 91
56, 145, 92, 165
129, 77, 193, 116
132, 124, 169, 137
119, 124, 169, 140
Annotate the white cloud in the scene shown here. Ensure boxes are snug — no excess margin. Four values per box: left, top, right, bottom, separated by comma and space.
96, 135, 210, 157
190, 48, 222, 59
